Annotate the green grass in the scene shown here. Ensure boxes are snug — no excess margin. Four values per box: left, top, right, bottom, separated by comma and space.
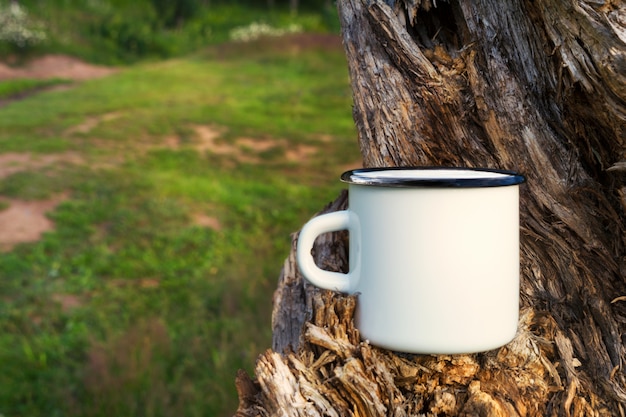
0, 78, 72, 99
0, 36, 358, 416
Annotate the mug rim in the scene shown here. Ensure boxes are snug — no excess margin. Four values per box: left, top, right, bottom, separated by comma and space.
341, 166, 526, 188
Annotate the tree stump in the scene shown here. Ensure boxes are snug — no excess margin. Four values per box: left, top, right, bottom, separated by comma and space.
235, 0, 626, 415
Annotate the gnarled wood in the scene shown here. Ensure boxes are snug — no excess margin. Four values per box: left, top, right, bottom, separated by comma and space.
238, 289, 588, 416
235, 0, 626, 415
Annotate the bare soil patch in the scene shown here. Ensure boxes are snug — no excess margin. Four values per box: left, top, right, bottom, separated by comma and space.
64, 112, 123, 135
0, 193, 68, 252
0, 55, 112, 252
51, 293, 84, 312
0, 55, 117, 81
192, 212, 223, 231
173, 124, 320, 164
211, 33, 344, 60
0, 152, 85, 179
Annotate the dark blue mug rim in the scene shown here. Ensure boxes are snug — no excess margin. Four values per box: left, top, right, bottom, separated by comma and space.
340, 167, 526, 188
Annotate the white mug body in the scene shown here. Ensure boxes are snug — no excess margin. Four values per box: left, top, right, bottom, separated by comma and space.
297, 167, 524, 354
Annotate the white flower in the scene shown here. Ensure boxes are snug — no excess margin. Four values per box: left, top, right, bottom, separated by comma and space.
0, 2, 47, 47
229, 21, 302, 42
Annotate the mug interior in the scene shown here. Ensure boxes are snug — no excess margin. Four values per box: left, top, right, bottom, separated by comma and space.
341, 167, 525, 188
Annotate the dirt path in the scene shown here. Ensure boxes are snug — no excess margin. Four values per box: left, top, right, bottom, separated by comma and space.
0, 54, 117, 81
0, 35, 349, 251
0, 55, 116, 251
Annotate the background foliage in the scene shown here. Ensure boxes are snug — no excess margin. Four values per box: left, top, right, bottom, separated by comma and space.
0, 0, 340, 63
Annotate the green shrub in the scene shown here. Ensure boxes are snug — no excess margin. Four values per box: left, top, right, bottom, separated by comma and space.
0, 2, 340, 64
150, 0, 202, 28
89, 10, 161, 60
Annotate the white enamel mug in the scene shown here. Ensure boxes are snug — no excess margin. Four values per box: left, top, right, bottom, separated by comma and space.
297, 167, 525, 354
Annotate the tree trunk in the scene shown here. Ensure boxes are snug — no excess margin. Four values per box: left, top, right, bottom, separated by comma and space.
235, 0, 626, 416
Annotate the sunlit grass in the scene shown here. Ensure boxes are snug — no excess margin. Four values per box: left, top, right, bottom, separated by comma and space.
0, 78, 71, 99
0, 35, 358, 416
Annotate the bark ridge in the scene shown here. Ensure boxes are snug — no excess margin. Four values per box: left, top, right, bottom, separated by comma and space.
236, 0, 626, 415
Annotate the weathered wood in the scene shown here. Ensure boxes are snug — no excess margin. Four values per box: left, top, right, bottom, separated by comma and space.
235, 0, 626, 415
239, 289, 588, 416
271, 190, 349, 354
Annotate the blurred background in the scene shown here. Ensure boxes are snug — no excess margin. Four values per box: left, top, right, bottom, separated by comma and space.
0, 1, 359, 415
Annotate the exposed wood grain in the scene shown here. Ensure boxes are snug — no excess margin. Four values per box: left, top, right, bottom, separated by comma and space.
238, 291, 604, 416
271, 190, 348, 354
236, 0, 626, 415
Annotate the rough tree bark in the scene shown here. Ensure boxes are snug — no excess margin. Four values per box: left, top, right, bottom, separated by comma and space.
235, 0, 626, 416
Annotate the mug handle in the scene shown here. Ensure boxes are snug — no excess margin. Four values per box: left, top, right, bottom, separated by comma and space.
296, 210, 359, 293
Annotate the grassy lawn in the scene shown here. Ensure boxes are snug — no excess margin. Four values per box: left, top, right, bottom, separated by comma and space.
0, 78, 72, 100
0, 35, 358, 416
